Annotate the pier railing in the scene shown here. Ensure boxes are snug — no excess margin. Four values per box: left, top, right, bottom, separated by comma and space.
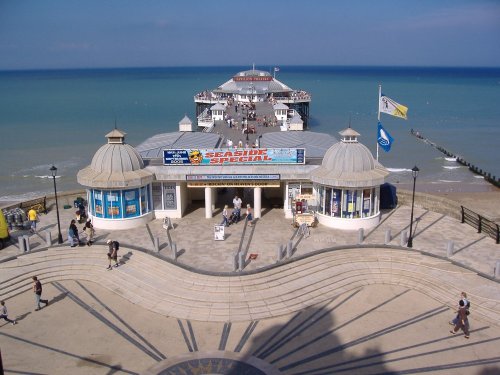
461, 206, 500, 244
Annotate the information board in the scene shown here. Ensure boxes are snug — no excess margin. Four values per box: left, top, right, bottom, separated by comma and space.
214, 225, 225, 241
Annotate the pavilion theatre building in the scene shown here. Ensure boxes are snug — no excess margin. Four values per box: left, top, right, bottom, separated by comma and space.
77, 127, 389, 231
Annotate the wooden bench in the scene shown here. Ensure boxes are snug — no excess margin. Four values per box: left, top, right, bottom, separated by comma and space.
19, 196, 47, 214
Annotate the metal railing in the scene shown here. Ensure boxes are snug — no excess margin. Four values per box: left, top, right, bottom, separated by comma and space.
461, 206, 499, 244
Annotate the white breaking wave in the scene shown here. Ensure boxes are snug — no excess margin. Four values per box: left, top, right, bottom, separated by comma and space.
387, 168, 411, 172
474, 175, 485, 179
444, 157, 458, 162
437, 179, 462, 183
35, 175, 61, 179
443, 166, 461, 170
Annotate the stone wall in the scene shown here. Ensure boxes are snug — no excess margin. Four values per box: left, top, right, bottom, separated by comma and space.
396, 189, 462, 221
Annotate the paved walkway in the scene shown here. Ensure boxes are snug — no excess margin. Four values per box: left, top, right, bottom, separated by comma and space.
1, 192, 500, 374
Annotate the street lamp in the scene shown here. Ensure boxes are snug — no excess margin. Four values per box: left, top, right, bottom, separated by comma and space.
407, 165, 419, 248
50, 165, 63, 244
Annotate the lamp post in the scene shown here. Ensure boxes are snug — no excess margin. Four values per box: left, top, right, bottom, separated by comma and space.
50, 165, 63, 244
407, 165, 419, 248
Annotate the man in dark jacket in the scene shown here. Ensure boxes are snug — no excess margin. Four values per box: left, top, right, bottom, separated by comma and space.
32, 276, 49, 311
450, 299, 470, 339
106, 239, 120, 270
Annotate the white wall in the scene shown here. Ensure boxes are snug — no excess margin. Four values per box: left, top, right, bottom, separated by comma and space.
316, 212, 380, 230
91, 212, 154, 230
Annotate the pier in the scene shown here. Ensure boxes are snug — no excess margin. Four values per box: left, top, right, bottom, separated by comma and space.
410, 129, 500, 188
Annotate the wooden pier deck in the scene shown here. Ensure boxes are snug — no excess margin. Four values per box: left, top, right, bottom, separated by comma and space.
209, 101, 283, 147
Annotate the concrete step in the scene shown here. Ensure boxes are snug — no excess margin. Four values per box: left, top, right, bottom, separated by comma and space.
1, 246, 498, 324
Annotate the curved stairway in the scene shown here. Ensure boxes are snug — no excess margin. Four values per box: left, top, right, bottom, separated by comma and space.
1, 246, 499, 325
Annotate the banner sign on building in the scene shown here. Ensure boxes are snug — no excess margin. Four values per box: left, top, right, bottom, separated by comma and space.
187, 174, 280, 181
163, 148, 305, 166
186, 174, 281, 187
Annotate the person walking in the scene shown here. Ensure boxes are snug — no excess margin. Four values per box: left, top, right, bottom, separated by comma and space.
221, 205, 230, 227
1, 301, 16, 325
106, 239, 120, 270
28, 208, 38, 233
32, 276, 49, 311
246, 204, 253, 226
450, 299, 470, 339
68, 222, 76, 247
232, 195, 242, 222
449, 291, 470, 326
82, 219, 95, 246
70, 219, 80, 246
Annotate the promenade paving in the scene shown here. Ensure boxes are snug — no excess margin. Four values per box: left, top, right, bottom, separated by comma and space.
1, 191, 499, 374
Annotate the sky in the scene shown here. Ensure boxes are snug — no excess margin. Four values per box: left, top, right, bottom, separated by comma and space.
1, 0, 500, 70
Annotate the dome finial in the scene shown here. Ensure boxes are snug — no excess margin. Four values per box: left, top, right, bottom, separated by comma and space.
105, 128, 127, 144
339, 127, 360, 143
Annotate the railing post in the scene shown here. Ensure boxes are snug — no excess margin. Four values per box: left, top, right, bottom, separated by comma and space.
45, 231, 52, 247
23, 235, 31, 252
446, 240, 454, 258
277, 244, 283, 262
287, 241, 293, 258
401, 231, 408, 247
384, 229, 391, 245
238, 252, 245, 271
358, 228, 364, 244
233, 251, 239, 271
496, 224, 500, 244
154, 237, 160, 252
478, 215, 482, 233
171, 242, 177, 260
461, 206, 465, 223
18, 236, 26, 253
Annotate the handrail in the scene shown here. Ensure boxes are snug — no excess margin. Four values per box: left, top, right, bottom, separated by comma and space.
461, 206, 499, 244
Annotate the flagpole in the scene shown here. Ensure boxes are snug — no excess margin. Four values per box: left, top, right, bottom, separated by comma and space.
377, 85, 381, 161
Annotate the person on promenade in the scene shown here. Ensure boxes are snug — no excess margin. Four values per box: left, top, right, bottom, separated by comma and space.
450, 299, 470, 339
106, 239, 120, 270
28, 208, 38, 233
232, 195, 242, 222
1, 301, 16, 325
68, 219, 79, 247
221, 205, 229, 227
82, 218, 95, 246
449, 291, 470, 326
246, 204, 253, 226
32, 276, 49, 311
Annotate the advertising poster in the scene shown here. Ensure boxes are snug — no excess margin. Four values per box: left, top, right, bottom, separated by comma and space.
164, 148, 305, 165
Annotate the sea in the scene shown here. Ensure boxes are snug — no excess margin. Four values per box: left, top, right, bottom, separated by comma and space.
1, 66, 500, 204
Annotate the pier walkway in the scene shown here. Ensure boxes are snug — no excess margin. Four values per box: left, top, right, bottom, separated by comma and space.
1, 192, 500, 374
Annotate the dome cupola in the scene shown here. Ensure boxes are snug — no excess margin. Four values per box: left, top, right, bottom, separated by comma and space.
311, 127, 389, 187
77, 129, 154, 188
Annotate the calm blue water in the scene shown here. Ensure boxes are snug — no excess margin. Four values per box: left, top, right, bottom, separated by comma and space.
1, 66, 499, 202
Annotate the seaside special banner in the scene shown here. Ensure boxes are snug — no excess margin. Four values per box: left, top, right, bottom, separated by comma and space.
163, 148, 305, 165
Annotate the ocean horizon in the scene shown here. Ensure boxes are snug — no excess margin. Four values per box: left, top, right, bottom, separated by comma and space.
1, 65, 499, 203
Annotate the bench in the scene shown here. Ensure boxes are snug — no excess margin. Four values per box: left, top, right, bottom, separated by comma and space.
19, 196, 47, 214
